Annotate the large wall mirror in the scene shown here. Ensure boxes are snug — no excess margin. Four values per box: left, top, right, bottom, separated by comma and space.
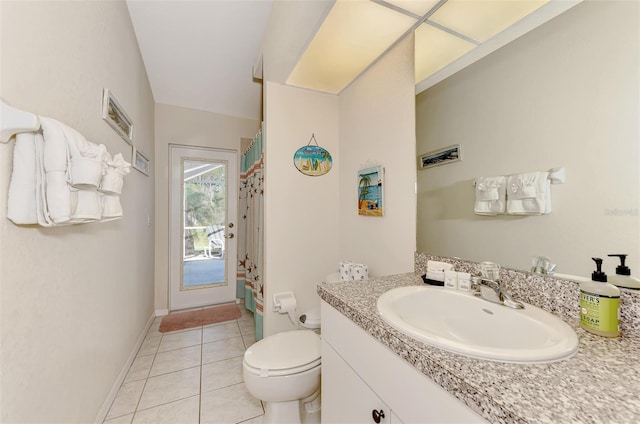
416, 0, 639, 279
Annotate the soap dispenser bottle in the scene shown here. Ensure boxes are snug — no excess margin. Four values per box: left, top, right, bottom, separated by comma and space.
579, 258, 620, 338
607, 254, 640, 290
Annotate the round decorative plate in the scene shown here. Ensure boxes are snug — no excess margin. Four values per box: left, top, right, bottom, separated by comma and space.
293, 145, 332, 176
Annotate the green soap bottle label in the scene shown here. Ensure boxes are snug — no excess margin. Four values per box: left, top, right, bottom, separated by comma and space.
580, 290, 620, 333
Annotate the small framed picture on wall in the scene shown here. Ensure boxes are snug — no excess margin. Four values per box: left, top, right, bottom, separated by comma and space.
132, 145, 150, 176
102, 88, 134, 144
357, 165, 384, 217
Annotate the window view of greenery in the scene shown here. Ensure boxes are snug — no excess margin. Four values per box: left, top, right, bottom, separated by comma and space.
183, 161, 226, 258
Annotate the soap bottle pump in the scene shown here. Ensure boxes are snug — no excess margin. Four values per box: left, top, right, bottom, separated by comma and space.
607, 254, 640, 290
579, 258, 620, 338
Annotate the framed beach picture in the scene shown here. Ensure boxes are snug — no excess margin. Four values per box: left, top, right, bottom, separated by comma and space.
102, 88, 134, 144
418, 144, 461, 170
357, 165, 384, 217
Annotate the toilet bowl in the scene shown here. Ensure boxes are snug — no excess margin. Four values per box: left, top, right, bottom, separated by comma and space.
243, 329, 321, 424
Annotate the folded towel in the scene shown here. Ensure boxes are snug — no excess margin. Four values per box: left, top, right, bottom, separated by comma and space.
7, 132, 38, 224
9, 114, 129, 227
0, 100, 40, 143
40, 117, 71, 224
70, 156, 104, 189
507, 172, 551, 215
100, 153, 131, 195
101, 193, 123, 221
34, 133, 53, 227
69, 189, 101, 223
474, 176, 506, 215
61, 124, 106, 189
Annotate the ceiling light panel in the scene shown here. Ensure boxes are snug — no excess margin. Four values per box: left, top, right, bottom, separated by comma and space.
287, 0, 418, 94
383, 0, 442, 17
415, 22, 475, 83
428, 0, 549, 42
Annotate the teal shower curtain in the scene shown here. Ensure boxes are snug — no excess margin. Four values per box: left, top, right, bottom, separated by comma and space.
237, 130, 264, 341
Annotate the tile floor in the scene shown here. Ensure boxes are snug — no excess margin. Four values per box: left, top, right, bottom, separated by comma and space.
104, 307, 264, 424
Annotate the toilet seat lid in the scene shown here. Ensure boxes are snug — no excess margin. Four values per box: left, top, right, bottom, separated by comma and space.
244, 330, 320, 376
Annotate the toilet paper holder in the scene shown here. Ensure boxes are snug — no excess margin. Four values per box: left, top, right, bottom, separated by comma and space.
273, 291, 298, 326
273, 291, 296, 311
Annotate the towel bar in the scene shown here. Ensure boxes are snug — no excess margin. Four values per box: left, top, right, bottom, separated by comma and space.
472, 167, 566, 187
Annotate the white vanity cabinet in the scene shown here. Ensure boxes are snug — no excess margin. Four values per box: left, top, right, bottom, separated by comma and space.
322, 340, 397, 423
320, 301, 485, 424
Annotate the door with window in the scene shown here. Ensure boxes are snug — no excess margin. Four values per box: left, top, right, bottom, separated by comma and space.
169, 145, 237, 311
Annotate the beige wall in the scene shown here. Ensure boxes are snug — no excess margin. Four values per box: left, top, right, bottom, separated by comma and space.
261, 35, 416, 336
154, 103, 260, 311
338, 35, 417, 277
262, 82, 340, 336
0, 1, 155, 422
416, 0, 640, 277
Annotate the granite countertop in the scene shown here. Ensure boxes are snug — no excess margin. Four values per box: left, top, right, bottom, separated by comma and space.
317, 273, 640, 424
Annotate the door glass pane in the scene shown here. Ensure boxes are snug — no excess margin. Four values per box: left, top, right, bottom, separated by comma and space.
182, 159, 227, 289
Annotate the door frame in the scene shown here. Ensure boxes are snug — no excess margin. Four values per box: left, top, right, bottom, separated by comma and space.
168, 144, 238, 311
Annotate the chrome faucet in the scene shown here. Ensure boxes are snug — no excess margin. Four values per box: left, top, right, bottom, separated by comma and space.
472, 276, 524, 309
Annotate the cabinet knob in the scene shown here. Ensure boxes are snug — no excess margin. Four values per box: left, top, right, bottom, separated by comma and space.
371, 409, 385, 423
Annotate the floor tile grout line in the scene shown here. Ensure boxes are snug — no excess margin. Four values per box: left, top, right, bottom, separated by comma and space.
132, 327, 204, 419
129, 327, 162, 421
105, 315, 261, 423
199, 324, 204, 424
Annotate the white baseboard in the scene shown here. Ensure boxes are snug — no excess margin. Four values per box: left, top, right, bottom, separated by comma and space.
155, 309, 169, 317
94, 311, 156, 424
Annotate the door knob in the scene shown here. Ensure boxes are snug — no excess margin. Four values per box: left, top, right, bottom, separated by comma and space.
228, 222, 234, 228
224, 233, 235, 239
371, 409, 385, 423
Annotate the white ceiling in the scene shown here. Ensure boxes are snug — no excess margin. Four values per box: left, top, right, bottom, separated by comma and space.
126, 0, 272, 121
126, 0, 580, 123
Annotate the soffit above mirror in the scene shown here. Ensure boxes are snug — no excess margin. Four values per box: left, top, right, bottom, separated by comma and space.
285, 0, 582, 95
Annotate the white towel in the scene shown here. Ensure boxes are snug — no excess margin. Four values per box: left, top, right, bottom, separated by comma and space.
8, 114, 129, 227
69, 189, 102, 223
40, 117, 71, 224
506, 172, 551, 215
99, 153, 131, 195
34, 133, 53, 227
7, 132, 38, 224
0, 100, 40, 143
61, 123, 106, 189
474, 176, 506, 215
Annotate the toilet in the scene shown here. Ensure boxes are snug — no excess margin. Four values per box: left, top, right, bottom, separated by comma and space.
243, 310, 321, 424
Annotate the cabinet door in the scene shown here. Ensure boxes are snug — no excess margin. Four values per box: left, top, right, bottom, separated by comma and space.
322, 340, 390, 424
321, 301, 486, 423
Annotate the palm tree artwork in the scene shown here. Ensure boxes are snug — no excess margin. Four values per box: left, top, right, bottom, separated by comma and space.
358, 174, 371, 210
357, 165, 384, 216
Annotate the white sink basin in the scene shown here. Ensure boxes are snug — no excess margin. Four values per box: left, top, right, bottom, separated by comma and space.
376, 286, 578, 363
